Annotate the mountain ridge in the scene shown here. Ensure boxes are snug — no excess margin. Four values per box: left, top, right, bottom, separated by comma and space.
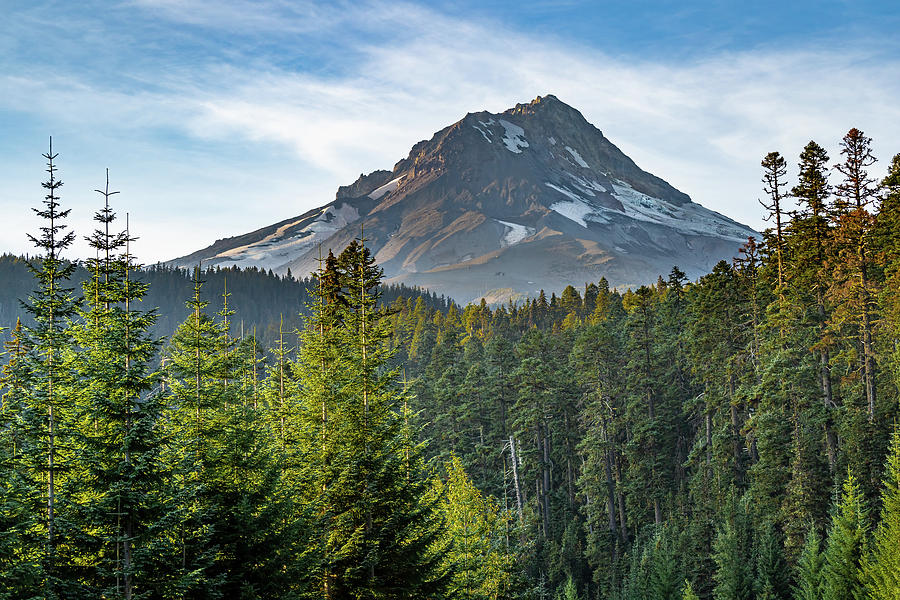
169, 94, 757, 303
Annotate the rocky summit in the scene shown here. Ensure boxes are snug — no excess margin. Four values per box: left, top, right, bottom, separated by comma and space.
169, 95, 757, 303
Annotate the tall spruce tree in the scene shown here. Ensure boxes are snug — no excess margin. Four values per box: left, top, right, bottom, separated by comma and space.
831, 128, 879, 424
862, 428, 900, 600
792, 526, 824, 600
434, 456, 514, 600
711, 492, 753, 600
760, 151, 789, 289
789, 141, 837, 471
821, 470, 868, 600
19, 139, 79, 597
295, 239, 448, 598
70, 173, 171, 598
0, 318, 43, 597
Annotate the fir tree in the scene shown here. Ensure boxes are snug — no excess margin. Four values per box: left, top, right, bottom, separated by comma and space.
19, 138, 80, 597
862, 427, 900, 600
760, 151, 789, 289
435, 456, 513, 600
754, 520, 789, 600
792, 525, 824, 600
296, 238, 448, 598
831, 128, 879, 423
712, 493, 753, 600
682, 579, 700, 600
70, 172, 171, 598
821, 470, 868, 600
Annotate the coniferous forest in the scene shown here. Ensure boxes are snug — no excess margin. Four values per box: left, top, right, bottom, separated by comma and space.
2, 128, 900, 600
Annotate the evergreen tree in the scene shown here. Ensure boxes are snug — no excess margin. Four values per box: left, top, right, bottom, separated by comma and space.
682, 579, 700, 600
18, 139, 80, 597
862, 428, 900, 600
160, 271, 227, 597
295, 239, 448, 598
557, 574, 579, 600
712, 493, 753, 600
788, 140, 837, 473
754, 520, 789, 600
821, 470, 868, 600
760, 151, 789, 289
830, 128, 879, 424
69, 172, 171, 598
792, 525, 824, 600
435, 456, 513, 600
0, 318, 42, 597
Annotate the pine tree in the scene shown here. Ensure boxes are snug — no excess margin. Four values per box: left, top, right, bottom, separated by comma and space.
164, 272, 300, 598
821, 470, 868, 600
682, 579, 700, 600
69, 172, 171, 598
648, 526, 682, 600
792, 525, 824, 600
160, 271, 226, 597
754, 520, 789, 600
557, 574, 579, 600
712, 493, 753, 600
435, 456, 513, 600
19, 138, 80, 597
831, 128, 879, 423
0, 318, 42, 597
760, 151, 789, 289
862, 427, 900, 600
874, 154, 900, 394
295, 239, 448, 598
789, 140, 837, 471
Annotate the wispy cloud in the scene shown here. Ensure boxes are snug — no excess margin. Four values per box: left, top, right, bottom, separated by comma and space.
2, 0, 898, 262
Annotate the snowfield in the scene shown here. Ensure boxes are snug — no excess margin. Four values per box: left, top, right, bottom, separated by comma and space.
498, 119, 529, 153
369, 176, 404, 200
565, 146, 590, 168
214, 203, 361, 270
496, 219, 535, 247
545, 178, 753, 241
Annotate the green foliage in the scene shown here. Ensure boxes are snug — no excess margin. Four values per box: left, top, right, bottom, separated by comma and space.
3, 129, 900, 599
682, 579, 700, 600
435, 456, 514, 600
792, 525, 824, 600
712, 494, 753, 600
862, 428, 900, 600
292, 240, 449, 598
821, 470, 869, 600
754, 521, 789, 600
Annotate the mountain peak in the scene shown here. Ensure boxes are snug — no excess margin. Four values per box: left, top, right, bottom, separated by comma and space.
170, 96, 757, 303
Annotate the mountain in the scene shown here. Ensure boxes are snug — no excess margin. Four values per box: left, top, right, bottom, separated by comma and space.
170, 95, 757, 303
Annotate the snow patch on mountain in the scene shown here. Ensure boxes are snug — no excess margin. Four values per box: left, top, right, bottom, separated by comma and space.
609, 181, 751, 242
496, 219, 534, 247
215, 203, 360, 269
472, 125, 492, 143
565, 146, 590, 168
498, 119, 529, 153
565, 172, 611, 197
545, 183, 609, 227
369, 176, 404, 200
472, 118, 495, 144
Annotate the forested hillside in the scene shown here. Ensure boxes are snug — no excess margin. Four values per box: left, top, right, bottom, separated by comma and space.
0, 255, 451, 350
2, 129, 900, 600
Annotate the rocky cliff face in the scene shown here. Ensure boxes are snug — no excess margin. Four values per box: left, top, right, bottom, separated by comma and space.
170, 95, 756, 303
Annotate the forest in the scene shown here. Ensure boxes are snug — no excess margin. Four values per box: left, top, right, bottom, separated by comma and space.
1, 127, 899, 600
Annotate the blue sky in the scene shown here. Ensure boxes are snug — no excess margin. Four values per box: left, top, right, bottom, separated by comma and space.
2, 0, 899, 262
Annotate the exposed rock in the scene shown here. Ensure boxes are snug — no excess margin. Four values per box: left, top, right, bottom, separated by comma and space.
169, 95, 757, 303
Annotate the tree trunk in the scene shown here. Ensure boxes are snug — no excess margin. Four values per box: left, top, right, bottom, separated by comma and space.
542, 423, 551, 537
509, 435, 523, 524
